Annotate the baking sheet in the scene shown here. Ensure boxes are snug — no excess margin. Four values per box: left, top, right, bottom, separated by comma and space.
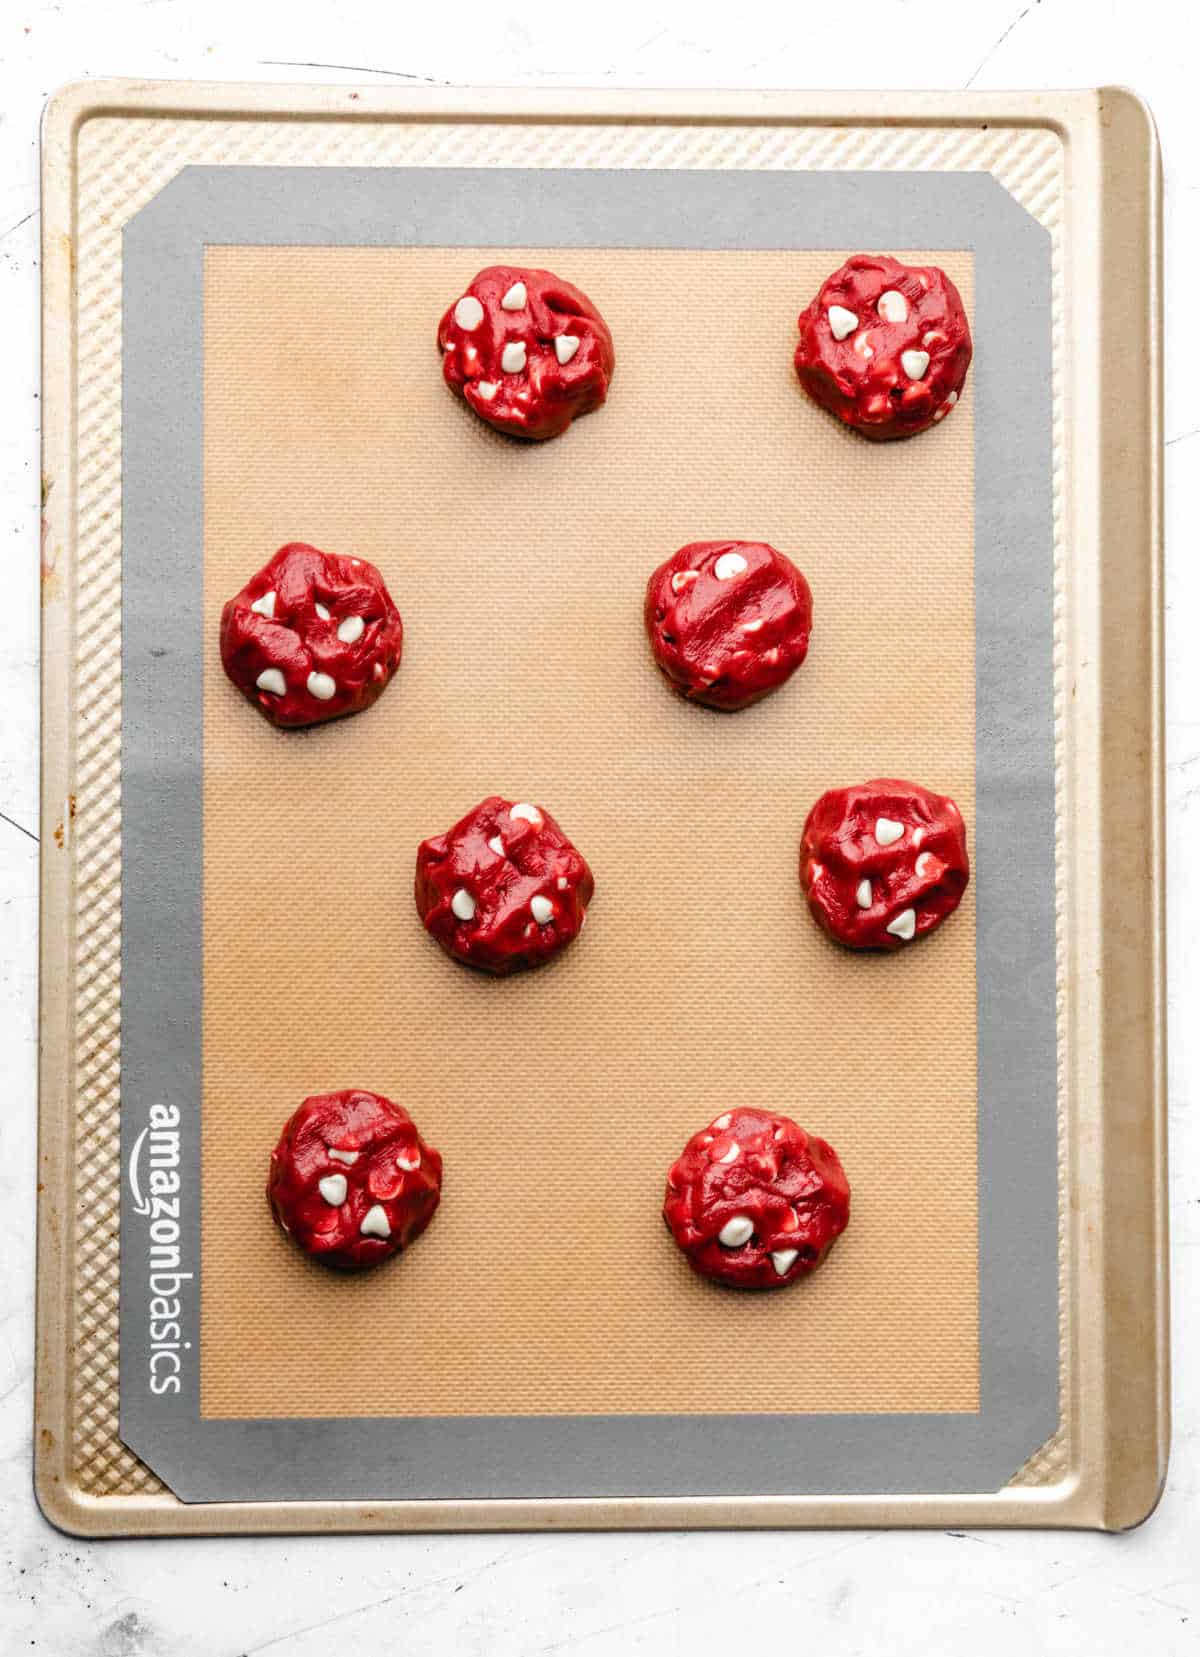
35, 83, 1165, 1533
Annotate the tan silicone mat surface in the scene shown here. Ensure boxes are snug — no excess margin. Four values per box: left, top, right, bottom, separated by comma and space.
200, 244, 977, 1419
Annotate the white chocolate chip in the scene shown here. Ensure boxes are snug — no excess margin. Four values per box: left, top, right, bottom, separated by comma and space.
396, 1148, 421, 1171
501, 341, 527, 374
250, 589, 276, 619
454, 294, 484, 330
554, 334, 580, 365
713, 551, 748, 581
318, 1174, 347, 1206
306, 671, 336, 701
875, 818, 904, 847
922, 330, 946, 348
359, 1204, 391, 1239
530, 894, 554, 925
476, 381, 498, 401
740, 618, 764, 633
671, 569, 699, 593
713, 1113, 732, 1129
887, 908, 917, 942
556, 876, 568, 890
771, 1249, 799, 1276
314, 602, 331, 621
451, 887, 476, 922
853, 331, 875, 361
827, 304, 858, 341
328, 1148, 359, 1166
500, 281, 527, 311
915, 853, 934, 878
256, 668, 286, 696
717, 1215, 754, 1248
876, 290, 908, 323
912, 826, 925, 847
901, 348, 930, 381
488, 835, 505, 856
856, 879, 872, 909
337, 615, 364, 645
510, 802, 543, 828
810, 864, 824, 882
373, 662, 384, 680
715, 1141, 740, 1165
945, 390, 958, 407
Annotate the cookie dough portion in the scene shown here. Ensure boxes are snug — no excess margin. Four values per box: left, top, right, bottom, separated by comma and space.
267, 1090, 442, 1270
663, 1107, 850, 1289
220, 542, 403, 728
415, 795, 594, 975
644, 540, 813, 710
794, 254, 972, 440
800, 777, 970, 950
437, 265, 615, 441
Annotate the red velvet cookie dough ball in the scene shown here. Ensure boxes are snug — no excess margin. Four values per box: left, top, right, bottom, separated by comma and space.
437, 264, 615, 441
644, 540, 813, 710
663, 1107, 850, 1290
794, 254, 972, 440
415, 795, 594, 975
800, 778, 970, 951
267, 1090, 442, 1271
220, 542, 403, 728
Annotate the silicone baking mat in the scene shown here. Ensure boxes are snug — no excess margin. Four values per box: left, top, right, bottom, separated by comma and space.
117, 164, 1055, 1503
38, 85, 1165, 1532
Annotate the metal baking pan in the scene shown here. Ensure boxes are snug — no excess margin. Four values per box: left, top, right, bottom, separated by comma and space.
36, 81, 1164, 1534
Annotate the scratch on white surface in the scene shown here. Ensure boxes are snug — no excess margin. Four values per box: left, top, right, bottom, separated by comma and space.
257, 59, 451, 83
0, 809, 37, 843
963, 2, 1040, 87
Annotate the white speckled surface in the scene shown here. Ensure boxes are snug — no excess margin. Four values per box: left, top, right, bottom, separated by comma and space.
2, 1, 1197, 1650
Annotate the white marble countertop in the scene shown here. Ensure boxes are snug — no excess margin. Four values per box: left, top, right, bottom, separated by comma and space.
2, 2, 1197, 1650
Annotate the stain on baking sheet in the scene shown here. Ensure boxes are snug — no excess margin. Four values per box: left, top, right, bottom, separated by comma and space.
200, 244, 978, 1420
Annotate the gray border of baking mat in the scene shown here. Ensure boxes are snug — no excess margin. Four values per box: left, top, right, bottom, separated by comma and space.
120, 166, 1055, 1504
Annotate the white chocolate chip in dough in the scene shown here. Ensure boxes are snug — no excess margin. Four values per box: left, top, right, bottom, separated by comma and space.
501, 341, 527, 374
876, 290, 908, 323
856, 879, 872, 909
328, 1148, 359, 1166
557, 875, 568, 890
827, 304, 858, 340
314, 602, 331, 621
451, 887, 476, 922
476, 381, 498, 401
555, 334, 580, 365
912, 826, 925, 848
454, 294, 484, 330
396, 1148, 421, 1171
887, 908, 917, 942
488, 835, 505, 856
500, 281, 527, 311
256, 668, 286, 696
717, 1215, 754, 1248
337, 615, 364, 645
875, 817, 904, 847
250, 589, 276, 619
771, 1249, 799, 1276
740, 617, 764, 633
359, 1204, 391, 1239
318, 1174, 347, 1207
715, 1141, 740, 1165
713, 1113, 732, 1129
915, 853, 934, 878
713, 551, 748, 582
510, 802, 543, 828
306, 671, 336, 701
922, 329, 946, 349
530, 894, 554, 925
373, 662, 384, 680
901, 348, 931, 381
853, 331, 875, 361
671, 569, 699, 593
